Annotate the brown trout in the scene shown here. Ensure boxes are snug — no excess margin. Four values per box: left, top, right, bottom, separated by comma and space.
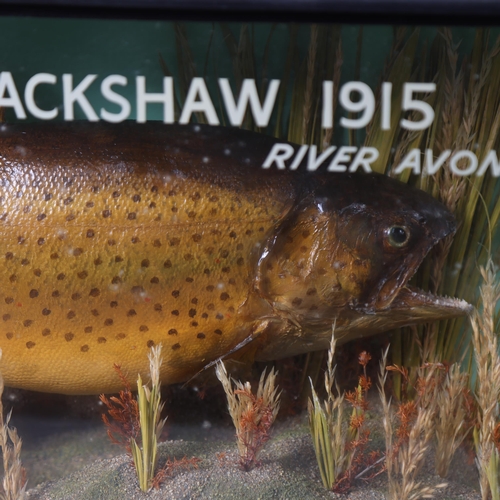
0, 123, 470, 394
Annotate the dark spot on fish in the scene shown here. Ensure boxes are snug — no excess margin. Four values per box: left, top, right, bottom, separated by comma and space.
33, 269, 41, 277
84, 326, 93, 333
172, 343, 181, 350
168, 329, 177, 336
220, 293, 229, 301
127, 309, 137, 317
197, 333, 205, 339
189, 308, 197, 318
147, 340, 155, 347
94, 258, 103, 266
42, 329, 51, 336
204, 268, 210, 275
202, 313, 208, 319
91, 309, 99, 317
87, 229, 94, 238
237, 257, 244, 266
154, 303, 162, 312
71, 293, 81, 301
21, 258, 29, 265
5, 297, 13, 304
164, 260, 172, 268
184, 254, 193, 261
128, 212, 136, 220
23, 319, 33, 327
97, 337, 106, 344
150, 277, 159, 284
37, 214, 46, 221
57, 273, 65, 280
307, 288, 317, 296
216, 313, 223, 320
169, 238, 180, 247
153, 239, 161, 247
29, 289, 39, 299
50, 253, 58, 259
67, 311, 76, 320
192, 234, 202, 242
116, 333, 126, 340
26, 341, 35, 349
2, 314, 10, 321
5, 333, 13, 340
102, 210, 111, 218
229, 231, 236, 238
115, 256, 123, 263
65, 333, 74, 341
141, 259, 150, 268
222, 267, 230, 273
104, 318, 113, 326
172, 290, 180, 298
112, 191, 120, 198
220, 250, 229, 258
52, 290, 60, 298
132, 194, 141, 202
292, 297, 303, 307
171, 310, 179, 316
139, 325, 149, 332
108, 239, 116, 246
186, 277, 194, 283
78, 271, 88, 279
112, 276, 122, 284
214, 329, 222, 335
81, 345, 89, 352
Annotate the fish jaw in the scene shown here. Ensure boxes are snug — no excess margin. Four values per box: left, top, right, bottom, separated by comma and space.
253, 286, 472, 361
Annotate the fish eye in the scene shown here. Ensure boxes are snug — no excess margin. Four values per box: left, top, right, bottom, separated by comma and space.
386, 226, 410, 248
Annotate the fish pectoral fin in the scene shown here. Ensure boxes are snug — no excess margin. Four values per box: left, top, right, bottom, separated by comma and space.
183, 322, 269, 387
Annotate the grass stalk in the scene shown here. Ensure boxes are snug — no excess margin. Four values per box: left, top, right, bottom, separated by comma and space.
471, 260, 500, 500
0, 350, 26, 500
130, 344, 167, 492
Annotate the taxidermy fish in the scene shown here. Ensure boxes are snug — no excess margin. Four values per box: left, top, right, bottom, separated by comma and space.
0, 123, 471, 394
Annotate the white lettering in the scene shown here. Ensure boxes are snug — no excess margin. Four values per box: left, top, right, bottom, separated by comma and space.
328, 146, 358, 172
289, 144, 309, 170
322, 80, 334, 129
180, 77, 219, 125
219, 78, 279, 127
24, 73, 57, 120
100, 75, 131, 123
308, 145, 337, 171
63, 74, 98, 121
136, 76, 174, 124
261, 143, 295, 169
476, 150, 500, 177
424, 149, 451, 175
394, 148, 421, 174
349, 147, 378, 172
450, 150, 477, 176
0, 72, 26, 119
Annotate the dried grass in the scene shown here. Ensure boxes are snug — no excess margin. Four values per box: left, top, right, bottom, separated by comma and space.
0, 350, 26, 500
215, 362, 281, 471
471, 260, 500, 500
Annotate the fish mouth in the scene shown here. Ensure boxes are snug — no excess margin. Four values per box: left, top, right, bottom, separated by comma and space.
386, 285, 472, 320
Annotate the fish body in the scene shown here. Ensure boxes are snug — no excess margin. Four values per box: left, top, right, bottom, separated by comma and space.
0, 123, 470, 394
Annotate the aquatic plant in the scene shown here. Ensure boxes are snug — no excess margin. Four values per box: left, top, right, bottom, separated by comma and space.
100, 365, 140, 453
130, 344, 167, 492
215, 362, 281, 471
308, 331, 380, 492
0, 350, 26, 500
471, 261, 500, 500
379, 353, 449, 500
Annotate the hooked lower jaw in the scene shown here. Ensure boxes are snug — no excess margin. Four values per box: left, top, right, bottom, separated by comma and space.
388, 285, 473, 317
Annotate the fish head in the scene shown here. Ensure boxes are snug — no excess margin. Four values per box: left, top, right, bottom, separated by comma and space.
254, 173, 471, 355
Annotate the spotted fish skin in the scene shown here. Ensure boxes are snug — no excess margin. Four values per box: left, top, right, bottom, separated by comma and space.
0, 123, 468, 394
